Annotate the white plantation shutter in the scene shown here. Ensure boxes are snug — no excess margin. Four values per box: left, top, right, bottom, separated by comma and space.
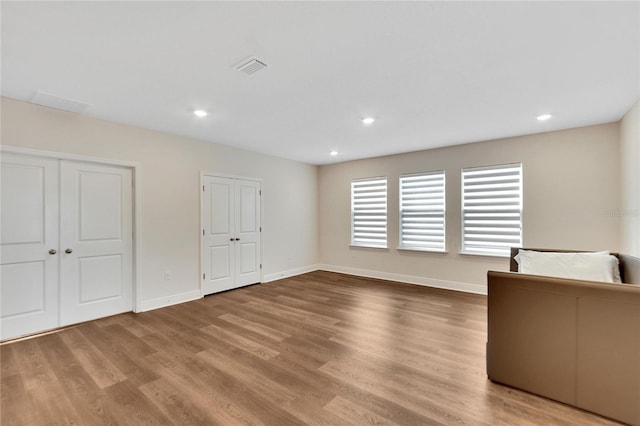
462, 163, 522, 257
399, 171, 446, 251
351, 177, 387, 247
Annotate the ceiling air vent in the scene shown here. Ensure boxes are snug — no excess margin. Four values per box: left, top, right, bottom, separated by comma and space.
234, 57, 267, 76
30, 91, 90, 113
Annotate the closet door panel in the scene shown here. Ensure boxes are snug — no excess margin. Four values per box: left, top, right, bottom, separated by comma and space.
59, 161, 133, 326
202, 177, 235, 295
209, 246, 231, 280
0, 154, 59, 340
235, 181, 261, 286
202, 176, 261, 294
77, 254, 123, 302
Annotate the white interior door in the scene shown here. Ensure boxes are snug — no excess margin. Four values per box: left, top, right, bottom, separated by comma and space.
236, 181, 261, 286
202, 176, 236, 295
202, 175, 261, 295
59, 161, 133, 326
1, 154, 60, 340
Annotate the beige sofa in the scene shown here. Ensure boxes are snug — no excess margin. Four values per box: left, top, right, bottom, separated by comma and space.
487, 248, 640, 425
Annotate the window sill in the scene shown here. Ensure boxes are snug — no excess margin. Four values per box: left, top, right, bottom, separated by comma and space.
397, 246, 447, 254
350, 244, 388, 250
459, 251, 510, 259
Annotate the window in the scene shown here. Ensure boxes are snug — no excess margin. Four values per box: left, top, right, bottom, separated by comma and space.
461, 163, 522, 257
351, 177, 387, 248
399, 171, 446, 252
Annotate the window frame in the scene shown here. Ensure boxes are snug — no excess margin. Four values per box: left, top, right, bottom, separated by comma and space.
461, 163, 523, 258
398, 170, 446, 253
350, 176, 388, 249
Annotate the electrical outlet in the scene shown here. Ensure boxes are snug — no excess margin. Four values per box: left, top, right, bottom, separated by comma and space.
163, 271, 172, 280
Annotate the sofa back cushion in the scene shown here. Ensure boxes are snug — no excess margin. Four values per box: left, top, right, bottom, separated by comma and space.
514, 249, 622, 283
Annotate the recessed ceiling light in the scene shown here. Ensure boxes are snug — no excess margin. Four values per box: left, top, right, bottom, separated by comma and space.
362, 117, 375, 125
536, 113, 552, 121
330, 150, 338, 156
193, 109, 208, 118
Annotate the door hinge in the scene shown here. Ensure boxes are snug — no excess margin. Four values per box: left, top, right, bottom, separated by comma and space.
203, 273, 205, 279
203, 229, 205, 236
260, 264, 262, 269
203, 185, 205, 191
259, 190, 262, 196
259, 227, 262, 232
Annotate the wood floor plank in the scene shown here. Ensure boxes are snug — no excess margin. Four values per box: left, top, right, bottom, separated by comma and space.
8, 337, 85, 425
148, 349, 303, 426
200, 336, 336, 405
103, 379, 173, 425
200, 323, 280, 360
142, 351, 255, 425
0, 271, 623, 425
243, 300, 340, 328
218, 313, 292, 342
78, 323, 160, 387
94, 312, 154, 337
14, 339, 55, 391
58, 327, 127, 389
196, 345, 345, 425
138, 377, 219, 426
0, 374, 35, 425
0, 344, 19, 378
197, 348, 298, 406
324, 395, 403, 426
37, 332, 112, 424
221, 300, 336, 340
319, 357, 468, 425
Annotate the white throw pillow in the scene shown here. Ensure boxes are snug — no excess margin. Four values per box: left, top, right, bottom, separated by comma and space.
515, 250, 622, 283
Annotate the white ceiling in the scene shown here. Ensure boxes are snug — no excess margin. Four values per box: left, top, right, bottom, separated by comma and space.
2, 1, 638, 165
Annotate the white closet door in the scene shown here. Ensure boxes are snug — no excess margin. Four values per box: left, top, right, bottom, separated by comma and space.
202, 176, 236, 295
1, 154, 60, 340
202, 176, 261, 295
235, 180, 261, 287
59, 161, 133, 326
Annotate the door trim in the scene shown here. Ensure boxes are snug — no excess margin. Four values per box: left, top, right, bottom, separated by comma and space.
1, 145, 142, 313
200, 171, 263, 297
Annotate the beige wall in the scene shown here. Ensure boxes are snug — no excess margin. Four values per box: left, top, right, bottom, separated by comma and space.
620, 100, 640, 257
1, 97, 319, 307
318, 123, 621, 291
2, 94, 631, 300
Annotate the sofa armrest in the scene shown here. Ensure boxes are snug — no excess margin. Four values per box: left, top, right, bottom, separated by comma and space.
487, 271, 581, 405
487, 270, 640, 425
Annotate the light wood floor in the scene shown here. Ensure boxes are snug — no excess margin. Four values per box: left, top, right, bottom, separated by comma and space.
1, 271, 620, 425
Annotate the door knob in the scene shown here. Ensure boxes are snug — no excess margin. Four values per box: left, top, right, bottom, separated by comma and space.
65, 248, 73, 254
236, 238, 240, 241
49, 249, 57, 255
230, 238, 235, 242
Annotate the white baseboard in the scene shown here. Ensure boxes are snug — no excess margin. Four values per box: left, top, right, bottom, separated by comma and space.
263, 264, 321, 283
316, 264, 487, 295
139, 289, 202, 312
137, 265, 484, 313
